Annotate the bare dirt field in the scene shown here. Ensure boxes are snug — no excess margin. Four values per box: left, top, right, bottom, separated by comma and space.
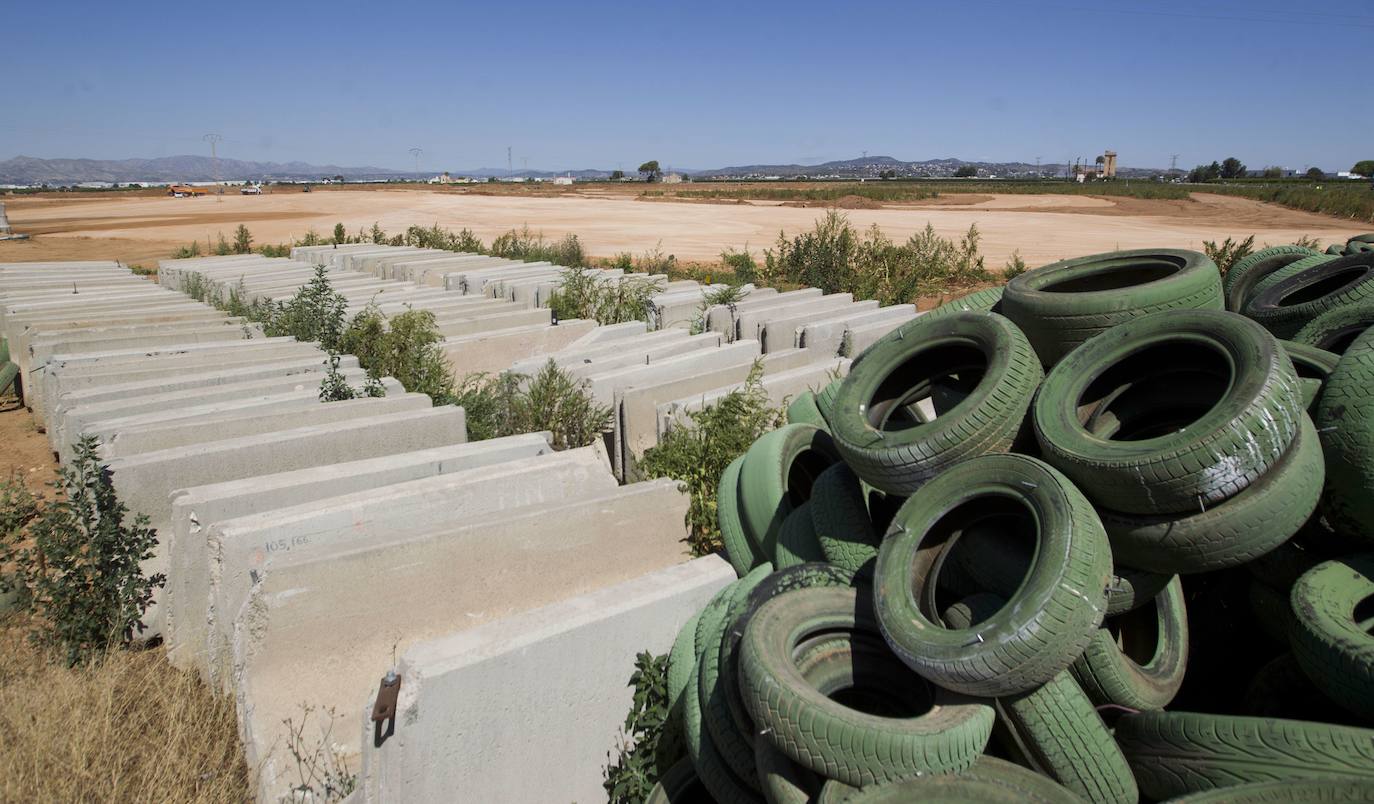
1, 184, 1365, 268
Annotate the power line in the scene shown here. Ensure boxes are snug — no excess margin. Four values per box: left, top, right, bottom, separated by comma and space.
203, 133, 222, 202
409, 147, 423, 178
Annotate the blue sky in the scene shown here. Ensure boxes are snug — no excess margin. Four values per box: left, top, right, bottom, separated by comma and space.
2, 1, 1371, 172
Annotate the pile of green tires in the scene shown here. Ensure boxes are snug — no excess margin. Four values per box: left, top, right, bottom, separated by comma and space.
653, 243, 1374, 803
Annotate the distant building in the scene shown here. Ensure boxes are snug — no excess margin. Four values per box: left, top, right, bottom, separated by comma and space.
662, 173, 684, 184
1074, 150, 1118, 182
553, 175, 574, 185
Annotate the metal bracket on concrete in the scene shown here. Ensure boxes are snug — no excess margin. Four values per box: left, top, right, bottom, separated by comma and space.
372, 671, 402, 748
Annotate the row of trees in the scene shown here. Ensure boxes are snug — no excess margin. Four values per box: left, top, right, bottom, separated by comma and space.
1188, 158, 1374, 183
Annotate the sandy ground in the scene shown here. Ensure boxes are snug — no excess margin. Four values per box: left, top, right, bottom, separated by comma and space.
0, 396, 58, 490
1, 186, 1365, 269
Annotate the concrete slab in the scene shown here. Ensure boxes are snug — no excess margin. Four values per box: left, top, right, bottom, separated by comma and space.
233, 479, 691, 800
356, 554, 733, 804
758, 300, 880, 353
439, 320, 597, 377
102, 392, 432, 459
164, 434, 554, 669
563, 321, 648, 348
201, 446, 617, 686
706, 288, 822, 340
54, 367, 374, 450
843, 311, 927, 357
434, 307, 551, 337
800, 304, 917, 356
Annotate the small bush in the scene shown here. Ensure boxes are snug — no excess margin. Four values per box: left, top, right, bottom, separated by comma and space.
604, 651, 675, 803
338, 306, 454, 403
451, 360, 611, 450
638, 362, 784, 556
0, 438, 165, 665
1203, 235, 1257, 276
691, 284, 750, 335
232, 224, 253, 254
1293, 235, 1323, 250
403, 223, 485, 253
262, 265, 348, 351
282, 704, 356, 802
127, 264, 157, 277
257, 243, 292, 258
720, 247, 758, 284
171, 241, 203, 259
1003, 250, 1028, 278
317, 354, 384, 402
548, 267, 664, 325
490, 225, 585, 266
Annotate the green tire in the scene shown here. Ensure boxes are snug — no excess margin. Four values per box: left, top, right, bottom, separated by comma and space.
1292, 302, 1374, 356
1244, 253, 1374, 339
1247, 254, 1337, 303
810, 463, 881, 574
1001, 247, 1223, 366
873, 454, 1112, 697
739, 424, 840, 560
1315, 326, 1374, 537
774, 501, 825, 569
842, 757, 1087, 804
682, 653, 762, 803
662, 610, 702, 772
1070, 576, 1188, 711
719, 455, 764, 577
1280, 340, 1341, 410
1095, 412, 1323, 573
700, 565, 773, 791
1115, 710, 1374, 799
829, 311, 1042, 494
1223, 245, 1321, 312
753, 733, 819, 804
740, 586, 994, 787
815, 377, 843, 426
645, 756, 709, 804
1290, 555, 1374, 720
1033, 309, 1303, 515
0, 362, 17, 398
785, 390, 827, 430
1169, 778, 1374, 803
942, 594, 1137, 803
922, 286, 1005, 320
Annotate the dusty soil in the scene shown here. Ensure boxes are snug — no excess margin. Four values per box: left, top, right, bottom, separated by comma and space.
2, 185, 1364, 269
0, 398, 58, 490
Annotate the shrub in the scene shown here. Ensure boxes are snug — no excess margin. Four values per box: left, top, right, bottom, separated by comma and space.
232, 224, 253, 254
604, 651, 675, 803
262, 265, 348, 351
403, 224, 485, 253
720, 248, 758, 284
338, 306, 454, 403
0, 438, 165, 665
317, 353, 383, 402
490, 225, 585, 266
171, 241, 203, 259
691, 284, 750, 335
257, 243, 292, 258
763, 210, 857, 293
1203, 235, 1257, 276
451, 361, 611, 450
1003, 250, 1028, 278
282, 704, 356, 802
638, 362, 784, 556
332, 222, 347, 244
547, 267, 664, 325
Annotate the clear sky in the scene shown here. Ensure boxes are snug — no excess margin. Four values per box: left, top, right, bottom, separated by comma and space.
2, 0, 1371, 173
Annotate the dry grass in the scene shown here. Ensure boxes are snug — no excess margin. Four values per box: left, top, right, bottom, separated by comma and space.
0, 612, 250, 803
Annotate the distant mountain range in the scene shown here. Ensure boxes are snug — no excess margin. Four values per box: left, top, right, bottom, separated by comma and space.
0, 153, 1167, 185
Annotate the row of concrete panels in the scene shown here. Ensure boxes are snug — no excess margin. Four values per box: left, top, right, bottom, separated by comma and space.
5, 261, 732, 801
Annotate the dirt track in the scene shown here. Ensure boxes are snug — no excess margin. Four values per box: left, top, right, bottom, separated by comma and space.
1, 187, 1364, 268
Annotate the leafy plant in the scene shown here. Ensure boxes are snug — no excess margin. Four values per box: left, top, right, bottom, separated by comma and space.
1003, 250, 1028, 278
490, 225, 585, 266
317, 354, 384, 402
604, 651, 675, 803
338, 306, 454, 403
547, 267, 664, 325
262, 265, 348, 351
720, 247, 758, 284
1203, 235, 1257, 275
638, 362, 784, 556
232, 224, 253, 254
171, 240, 203, 259
0, 438, 165, 665
1293, 235, 1323, 250
451, 361, 610, 450
691, 284, 750, 335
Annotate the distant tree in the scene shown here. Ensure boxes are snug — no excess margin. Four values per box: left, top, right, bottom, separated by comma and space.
1220, 157, 1247, 179
1353, 160, 1374, 176
1262, 166, 1283, 179
879, 169, 897, 179
609, 170, 625, 181
1306, 167, 1325, 180
953, 165, 977, 178
333, 222, 347, 244
232, 224, 253, 254
1189, 162, 1222, 183
333, 174, 344, 183
638, 161, 662, 182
